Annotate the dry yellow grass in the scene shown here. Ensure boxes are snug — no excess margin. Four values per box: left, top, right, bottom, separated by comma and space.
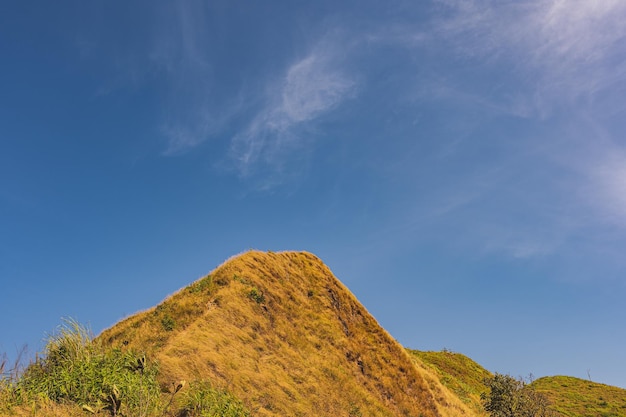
99, 250, 477, 417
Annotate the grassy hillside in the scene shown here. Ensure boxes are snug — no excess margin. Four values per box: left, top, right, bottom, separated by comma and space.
407, 350, 626, 417
5, 250, 625, 417
409, 350, 491, 416
1, 319, 250, 417
98, 250, 474, 417
532, 375, 626, 417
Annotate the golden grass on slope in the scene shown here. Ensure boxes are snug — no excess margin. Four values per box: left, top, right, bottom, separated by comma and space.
532, 375, 626, 417
409, 350, 491, 416
99, 250, 478, 417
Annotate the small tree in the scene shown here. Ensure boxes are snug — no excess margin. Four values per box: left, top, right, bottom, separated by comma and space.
481, 373, 554, 417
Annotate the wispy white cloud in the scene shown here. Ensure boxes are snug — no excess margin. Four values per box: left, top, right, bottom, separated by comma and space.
150, 5, 357, 184
430, 0, 626, 115
380, 0, 626, 262
282, 54, 355, 123
230, 44, 356, 183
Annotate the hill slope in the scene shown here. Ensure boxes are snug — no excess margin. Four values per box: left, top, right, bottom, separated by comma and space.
409, 350, 491, 416
100, 251, 474, 417
532, 376, 626, 417
407, 351, 626, 417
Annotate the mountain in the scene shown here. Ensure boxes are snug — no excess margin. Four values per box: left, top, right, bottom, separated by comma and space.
99, 250, 474, 417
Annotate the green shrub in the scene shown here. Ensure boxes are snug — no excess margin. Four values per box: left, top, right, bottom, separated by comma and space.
1, 320, 251, 417
248, 287, 265, 304
12, 319, 162, 416
482, 373, 555, 417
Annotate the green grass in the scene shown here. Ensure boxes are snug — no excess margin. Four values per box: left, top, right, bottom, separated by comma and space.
408, 350, 626, 417
0, 318, 250, 417
3, 319, 161, 416
532, 376, 626, 417
408, 349, 492, 415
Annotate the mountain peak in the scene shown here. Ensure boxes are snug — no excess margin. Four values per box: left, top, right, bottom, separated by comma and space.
100, 250, 472, 416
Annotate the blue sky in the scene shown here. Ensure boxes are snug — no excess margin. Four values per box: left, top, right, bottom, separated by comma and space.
2, 1, 626, 388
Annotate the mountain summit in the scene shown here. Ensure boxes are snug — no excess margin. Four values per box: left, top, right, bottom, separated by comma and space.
100, 251, 472, 417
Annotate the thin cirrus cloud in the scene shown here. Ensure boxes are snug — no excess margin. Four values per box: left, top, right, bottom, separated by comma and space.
230, 48, 356, 181
431, 0, 626, 114
374, 0, 626, 262
154, 3, 357, 183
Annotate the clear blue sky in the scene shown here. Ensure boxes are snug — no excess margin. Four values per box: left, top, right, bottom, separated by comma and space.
2, 1, 625, 388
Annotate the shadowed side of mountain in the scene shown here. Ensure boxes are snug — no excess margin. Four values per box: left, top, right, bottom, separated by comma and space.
99, 251, 475, 417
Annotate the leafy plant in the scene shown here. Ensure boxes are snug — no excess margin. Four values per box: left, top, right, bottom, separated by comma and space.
482, 373, 554, 417
10, 319, 162, 416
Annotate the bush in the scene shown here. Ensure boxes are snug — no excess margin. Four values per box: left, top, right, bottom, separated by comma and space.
481, 373, 554, 417
1, 319, 250, 417
11, 319, 162, 416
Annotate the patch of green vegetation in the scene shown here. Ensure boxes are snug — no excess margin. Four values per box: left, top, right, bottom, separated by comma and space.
233, 274, 251, 285
0, 319, 251, 417
161, 314, 176, 331
188, 275, 216, 294
248, 287, 265, 304
2, 319, 161, 416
